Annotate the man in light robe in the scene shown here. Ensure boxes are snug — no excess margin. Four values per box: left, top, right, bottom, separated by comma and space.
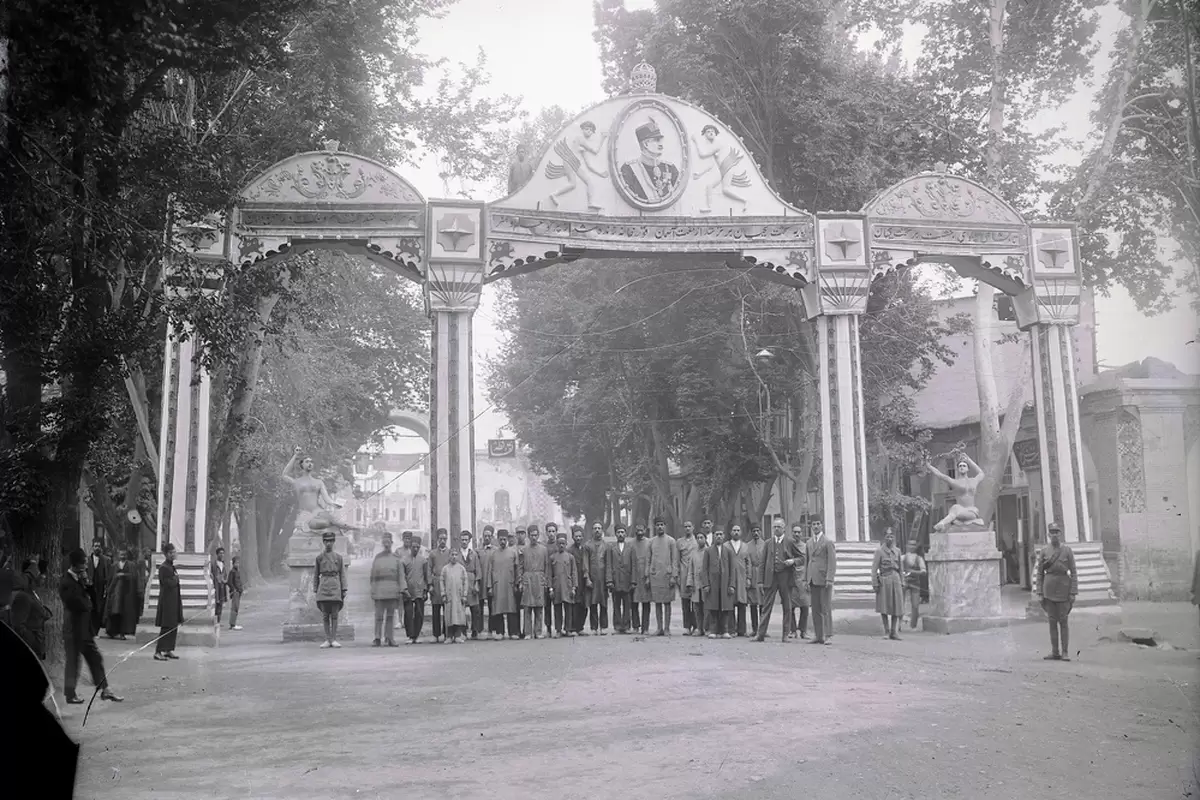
630, 525, 653, 634
606, 525, 634, 633
429, 529, 452, 643
486, 529, 521, 639
519, 528, 550, 639
726, 525, 751, 636
678, 520, 699, 635
1036, 522, 1078, 661
584, 522, 610, 634
745, 524, 765, 637
648, 517, 679, 636
459, 531, 484, 640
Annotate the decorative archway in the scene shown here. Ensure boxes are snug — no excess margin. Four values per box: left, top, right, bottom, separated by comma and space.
155, 63, 1101, 601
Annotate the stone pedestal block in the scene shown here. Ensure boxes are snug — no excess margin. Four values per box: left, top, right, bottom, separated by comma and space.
923, 527, 1010, 634
281, 532, 356, 643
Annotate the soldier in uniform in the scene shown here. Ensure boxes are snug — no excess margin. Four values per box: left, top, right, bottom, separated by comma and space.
314, 530, 347, 648
1036, 523, 1078, 661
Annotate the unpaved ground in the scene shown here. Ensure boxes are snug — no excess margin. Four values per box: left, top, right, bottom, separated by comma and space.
65, 560, 1200, 800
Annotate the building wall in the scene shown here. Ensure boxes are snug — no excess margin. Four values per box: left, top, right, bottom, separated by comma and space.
1080, 377, 1200, 600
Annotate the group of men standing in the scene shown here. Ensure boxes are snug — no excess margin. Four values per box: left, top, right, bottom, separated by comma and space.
366, 517, 849, 645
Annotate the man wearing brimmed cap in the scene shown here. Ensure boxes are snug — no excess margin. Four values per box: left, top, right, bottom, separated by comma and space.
314, 530, 348, 648
1036, 522, 1077, 661
618, 119, 680, 203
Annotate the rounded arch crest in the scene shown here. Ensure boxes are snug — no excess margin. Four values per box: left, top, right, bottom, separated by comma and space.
860, 170, 1026, 226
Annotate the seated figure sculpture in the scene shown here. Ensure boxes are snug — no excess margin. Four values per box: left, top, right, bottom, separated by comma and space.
281, 446, 351, 536
926, 453, 987, 532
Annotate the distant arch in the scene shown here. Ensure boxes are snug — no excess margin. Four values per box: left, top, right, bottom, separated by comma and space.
385, 410, 430, 446
861, 171, 1026, 226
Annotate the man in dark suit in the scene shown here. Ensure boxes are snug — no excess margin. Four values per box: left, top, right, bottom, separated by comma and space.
806, 520, 837, 644
60, 548, 123, 704
753, 519, 802, 643
85, 539, 111, 636
606, 524, 635, 633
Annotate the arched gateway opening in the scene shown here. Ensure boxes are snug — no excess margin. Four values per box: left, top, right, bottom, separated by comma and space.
154, 64, 1113, 641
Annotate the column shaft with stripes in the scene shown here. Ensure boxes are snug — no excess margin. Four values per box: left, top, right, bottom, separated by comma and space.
1029, 322, 1091, 543
425, 201, 486, 538
814, 215, 872, 542
429, 308, 477, 536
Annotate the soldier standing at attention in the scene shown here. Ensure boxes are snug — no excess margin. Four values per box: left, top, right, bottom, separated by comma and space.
314, 530, 348, 648
1036, 522, 1078, 661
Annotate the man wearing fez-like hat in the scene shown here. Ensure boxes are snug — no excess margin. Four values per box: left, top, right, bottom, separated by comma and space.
619, 119, 680, 203
647, 516, 679, 636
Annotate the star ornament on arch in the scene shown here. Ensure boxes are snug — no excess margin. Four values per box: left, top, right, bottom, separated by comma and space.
1036, 233, 1071, 271
437, 212, 477, 254
824, 223, 861, 262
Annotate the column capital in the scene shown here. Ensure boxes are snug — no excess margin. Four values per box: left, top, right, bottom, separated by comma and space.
426, 200, 486, 315
1013, 223, 1083, 330
813, 214, 870, 316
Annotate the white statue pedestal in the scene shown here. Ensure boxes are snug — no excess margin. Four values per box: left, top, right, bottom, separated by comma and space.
922, 527, 1010, 634
281, 531, 356, 643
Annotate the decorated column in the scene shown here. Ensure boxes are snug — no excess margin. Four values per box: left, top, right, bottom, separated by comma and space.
813, 215, 872, 543
137, 215, 226, 648
1015, 224, 1116, 607
426, 201, 486, 536
1014, 224, 1092, 544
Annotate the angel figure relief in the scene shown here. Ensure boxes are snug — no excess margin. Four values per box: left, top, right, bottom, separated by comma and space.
692, 125, 751, 213
546, 121, 608, 211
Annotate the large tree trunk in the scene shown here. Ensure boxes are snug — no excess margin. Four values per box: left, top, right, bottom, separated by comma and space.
237, 499, 262, 587
206, 285, 286, 545
985, 0, 1009, 185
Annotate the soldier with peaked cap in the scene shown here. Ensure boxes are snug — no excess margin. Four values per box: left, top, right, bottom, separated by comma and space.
314, 530, 348, 648
1036, 522, 1078, 661
618, 119, 680, 203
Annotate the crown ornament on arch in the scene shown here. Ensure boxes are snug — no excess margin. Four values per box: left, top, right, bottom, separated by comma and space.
630, 61, 658, 94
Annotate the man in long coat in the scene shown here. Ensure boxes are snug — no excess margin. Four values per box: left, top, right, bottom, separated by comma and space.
519, 528, 550, 639
548, 533, 578, 637
486, 529, 521, 639
726, 525, 751, 636
403, 534, 432, 643
806, 519, 837, 645
429, 528, 452, 642
701, 530, 735, 638
677, 520, 699, 635
754, 519, 802, 643
606, 524, 634, 633
85, 539, 111, 636
539, 524, 556, 637
745, 524, 766, 636
683, 531, 707, 637
630, 525, 653, 633
479, 526, 498, 639
61, 548, 123, 704
459, 531, 484, 640
584, 523, 609, 635
789, 523, 811, 639
647, 517, 679, 636
104, 549, 140, 639
567, 526, 589, 635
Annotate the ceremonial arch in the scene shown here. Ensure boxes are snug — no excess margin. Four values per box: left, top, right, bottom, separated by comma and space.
149, 63, 1112, 640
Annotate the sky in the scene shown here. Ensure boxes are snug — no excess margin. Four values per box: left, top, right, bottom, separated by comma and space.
378, 0, 1199, 461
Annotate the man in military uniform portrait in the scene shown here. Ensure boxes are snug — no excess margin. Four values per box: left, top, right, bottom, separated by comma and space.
619, 119, 680, 203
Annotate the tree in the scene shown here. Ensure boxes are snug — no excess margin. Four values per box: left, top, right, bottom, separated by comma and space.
846, 0, 1105, 525
0, 0, 510, 663
1051, 0, 1199, 321
584, 0, 965, 532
